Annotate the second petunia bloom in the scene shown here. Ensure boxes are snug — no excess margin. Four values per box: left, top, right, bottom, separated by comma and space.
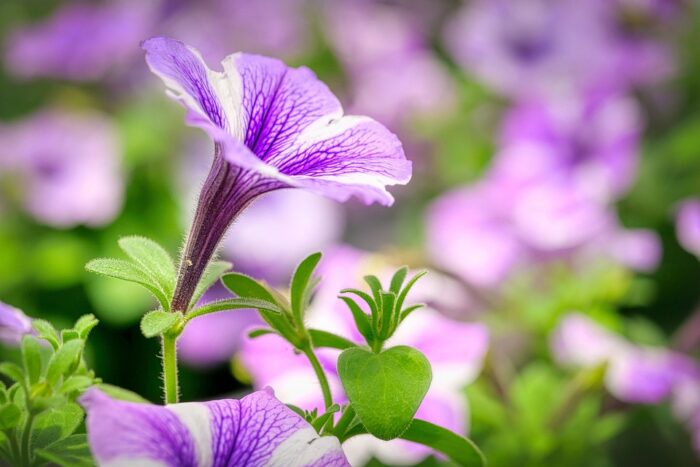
141, 37, 411, 311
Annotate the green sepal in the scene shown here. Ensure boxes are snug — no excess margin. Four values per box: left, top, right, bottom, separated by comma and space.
73, 314, 99, 340
395, 270, 427, 315
0, 362, 25, 385
140, 310, 181, 338
389, 266, 409, 294
339, 297, 374, 344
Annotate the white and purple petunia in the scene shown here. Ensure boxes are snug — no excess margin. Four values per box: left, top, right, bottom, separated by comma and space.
142, 36, 410, 206
142, 36, 410, 311
80, 387, 350, 467
0, 300, 34, 346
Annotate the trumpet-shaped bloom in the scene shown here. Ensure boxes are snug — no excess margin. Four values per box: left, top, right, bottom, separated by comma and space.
142, 37, 410, 310
240, 247, 489, 465
677, 199, 700, 259
0, 301, 33, 346
80, 387, 349, 466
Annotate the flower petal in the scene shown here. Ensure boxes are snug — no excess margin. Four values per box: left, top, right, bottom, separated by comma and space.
80, 387, 349, 466
0, 301, 34, 346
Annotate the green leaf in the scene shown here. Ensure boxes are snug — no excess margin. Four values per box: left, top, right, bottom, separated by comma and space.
46, 340, 83, 386
35, 434, 93, 467
140, 311, 180, 338
190, 260, 232, 309
32, 402, 84, 448
311, 404, 340, 432
308, 329, 355, 350
73, 314, 99, 340
86, 258, 170, 311
248, 328, 276, 339
61, 329, 80, 343
339, 297, 374, 343
337, 345, 432, 440
119, 236, 177, 299
220, 272, 276, 302
363, 275, 384, 307
0, 403, 21, 429
340, 289, 378, 317
390, 266, 409, 294
401, 419, 486, 466
33, 319, 60, 350
22, 335, 43, 384
290, 252, 322, 324
59, 376, 93, 396
186, 298, 281, 321
395, 270, 427, 315
0, 363, 24, 385
96, 383, 150, 403
378, 291, 396, 339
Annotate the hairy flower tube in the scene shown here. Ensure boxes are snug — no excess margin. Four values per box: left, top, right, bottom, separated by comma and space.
142, 37, 411, 313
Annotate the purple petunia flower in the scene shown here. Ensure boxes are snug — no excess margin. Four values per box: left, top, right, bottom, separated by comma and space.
240, 247, 489, 465
676, 198, 700, 259
0, 300, 33, 346
4, 0, 154, 81
551, 313, 694, 404
444, 0, 673, 98
0, 109, 124, 228
142, 37, 410, 311
80, 387, 349, 466
323, 1, 455, 128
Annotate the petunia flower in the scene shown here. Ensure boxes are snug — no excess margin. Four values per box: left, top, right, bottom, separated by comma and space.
443, 0, 672, 98
676, 198, 700, 259
550, 313, 694, 404
240, 247, 489, 465
0, 109, 124, 228
0, 300, 34, 346
80, 387, 350, 466
142, 37, 410, 311
4, 0, 154, 81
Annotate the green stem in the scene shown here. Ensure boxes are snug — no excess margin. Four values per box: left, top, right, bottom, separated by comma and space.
20, 413, 34, 466
302, 346, 333, 410
162, 334, 179, 404
333, 405, 356, 438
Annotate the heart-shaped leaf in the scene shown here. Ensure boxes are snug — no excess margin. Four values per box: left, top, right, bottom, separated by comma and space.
337, 345, 431, 440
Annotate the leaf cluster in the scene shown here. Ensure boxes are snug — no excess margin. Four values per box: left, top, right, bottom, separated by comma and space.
0, 315, 99, 466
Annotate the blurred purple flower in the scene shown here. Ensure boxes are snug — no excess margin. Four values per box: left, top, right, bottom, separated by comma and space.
444, 0, 672, 98
600, 228, 662, 272
673, 377, 700, 456
0, 109, 124, 228
0, 301, 33, 346
551, 313, 694, 403
498, 91, 642, 201
142, 37, 410, 311
4, 1, 154, 81
240, 247, 489, 465
178, 285, 261, 368
324, 1, 455, 128
80, 387, 349, 466
676, 198, 700, 259
162, 0, 310, 63
223, 190, 345, 283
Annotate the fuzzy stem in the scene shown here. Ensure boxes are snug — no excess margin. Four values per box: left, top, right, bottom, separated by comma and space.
302, 346, 333, 410
20, 413, 34, 465
162, 335, 179, 404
